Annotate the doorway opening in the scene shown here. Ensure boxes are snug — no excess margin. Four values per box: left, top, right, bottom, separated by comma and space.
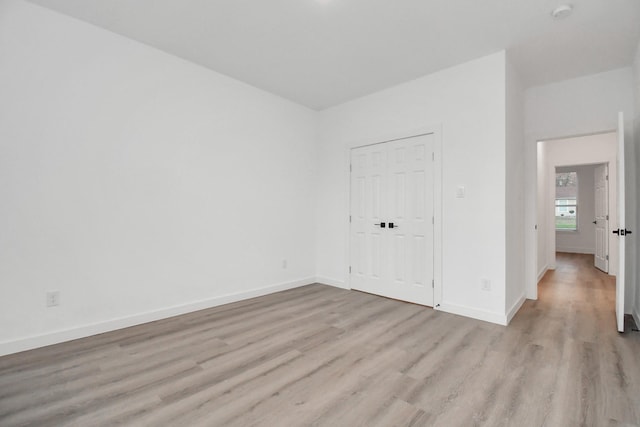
537, 130, 625, 332
553, 163, 610, 273
537, 132, 618, 277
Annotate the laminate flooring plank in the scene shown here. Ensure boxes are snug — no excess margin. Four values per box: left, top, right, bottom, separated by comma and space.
599, 335, 640, 424
399, 323, 484, 380
60, 392, 163, 427
2, 335, 217, 414
0, 344, 123, 398
194, 322, 331, 373
0, 359, 200, 426
216, 344, 407, 427
368, 397, 430, 427
217, 300, 345, 347
301, 370, 418, 427
126, 349, 305, 426
178, 287, 330, 334
165, 351, 344, 426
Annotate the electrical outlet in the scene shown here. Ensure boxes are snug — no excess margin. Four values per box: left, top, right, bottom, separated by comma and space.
282, 259, 287, 269
46, 291, 60, 307
481, 279, 491, 291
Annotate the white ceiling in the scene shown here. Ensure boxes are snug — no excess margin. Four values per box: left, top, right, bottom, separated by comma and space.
27, 0, 640, 110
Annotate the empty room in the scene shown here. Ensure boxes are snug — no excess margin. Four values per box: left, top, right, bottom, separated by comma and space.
1, 0, 640, 425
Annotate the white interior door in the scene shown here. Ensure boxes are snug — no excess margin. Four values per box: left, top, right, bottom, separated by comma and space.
615, 112, 625, 333
387, 136, 435, 306
350, 134, 435, 306
594, 164, 608, 272
350, 143, 388, 296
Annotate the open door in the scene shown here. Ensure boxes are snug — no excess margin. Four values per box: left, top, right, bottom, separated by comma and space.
615, 112, 626, 333
594, 164, 608, 272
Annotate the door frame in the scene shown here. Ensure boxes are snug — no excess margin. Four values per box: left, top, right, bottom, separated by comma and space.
529, 130, 621, 307
344, 124, 443, 308
528, 130, 613, 300
536, 133, 617, 280
548, 161, 614, 273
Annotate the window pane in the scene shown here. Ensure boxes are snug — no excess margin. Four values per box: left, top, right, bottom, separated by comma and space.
556, 172, 578, 198
556, 206, 577, 230
556, 172, 578, 230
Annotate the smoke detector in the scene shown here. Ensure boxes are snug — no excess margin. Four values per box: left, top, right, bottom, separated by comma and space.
551, 4, 573, 19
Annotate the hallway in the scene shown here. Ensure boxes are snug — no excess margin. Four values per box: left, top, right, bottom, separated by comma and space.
507, 252, 640, 424
536, 252, 617, 342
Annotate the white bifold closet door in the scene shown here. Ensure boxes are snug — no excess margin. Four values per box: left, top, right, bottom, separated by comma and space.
350, 134, 434, 306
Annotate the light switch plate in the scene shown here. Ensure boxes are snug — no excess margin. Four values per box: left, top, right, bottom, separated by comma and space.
456, 186, 465, 198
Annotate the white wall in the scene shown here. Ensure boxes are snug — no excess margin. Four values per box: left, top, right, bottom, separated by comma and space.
540, 134, 617, 275
0, 0, 318, 355
524, 67, 636, 300
505, 56, 526, 320
555, 164, 597, 255
316, 52, 510, 324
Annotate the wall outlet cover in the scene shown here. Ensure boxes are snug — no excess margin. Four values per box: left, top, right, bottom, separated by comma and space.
46, 291, 60, 307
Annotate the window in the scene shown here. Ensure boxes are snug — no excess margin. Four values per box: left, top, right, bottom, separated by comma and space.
555, 171, 578, 230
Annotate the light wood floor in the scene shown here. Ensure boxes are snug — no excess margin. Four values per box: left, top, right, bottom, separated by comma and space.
1, 253, 639, 426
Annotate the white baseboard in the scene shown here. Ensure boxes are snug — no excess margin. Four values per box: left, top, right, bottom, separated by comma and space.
556, 247, 595, 255
506, 295, 526, 325
436, 302, 507, 326
633, 306, 640, 332
315, 276, 349, 289
537, 266, 549, 283
0, 277, 315, 357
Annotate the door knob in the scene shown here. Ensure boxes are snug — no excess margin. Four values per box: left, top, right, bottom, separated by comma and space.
592, 220, 597, 225
374, 222, 386, 228
389, 222, 398, 229
613, 229, 631, 236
